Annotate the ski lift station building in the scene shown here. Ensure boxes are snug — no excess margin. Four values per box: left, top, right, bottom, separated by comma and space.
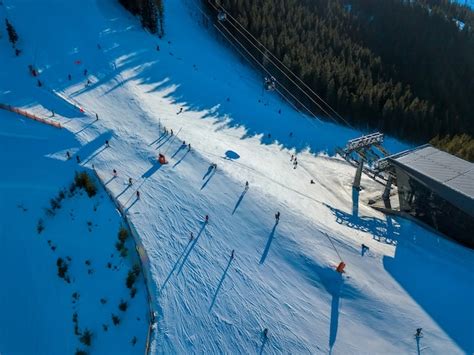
387, 145, 474, 248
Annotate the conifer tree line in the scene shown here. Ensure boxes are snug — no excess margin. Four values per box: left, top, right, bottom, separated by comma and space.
119, 0, 164, 36
204, 0, 474, 159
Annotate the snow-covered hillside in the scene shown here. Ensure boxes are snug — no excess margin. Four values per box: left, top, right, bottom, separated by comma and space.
1, 0, 473, 354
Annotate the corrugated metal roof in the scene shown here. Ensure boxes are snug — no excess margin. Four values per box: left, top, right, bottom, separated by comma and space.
391, 145, 474, 199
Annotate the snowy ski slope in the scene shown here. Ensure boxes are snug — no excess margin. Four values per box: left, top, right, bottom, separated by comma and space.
0, 0, 473, 353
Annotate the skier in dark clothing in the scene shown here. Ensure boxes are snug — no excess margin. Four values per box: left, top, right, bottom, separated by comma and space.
291, 154, 294, 161
190, 232, 194, 241
156, 45, 160, 51
310, 179, 315, 184
245, 181, 249, 189
231, 250, 235, 259
105, 140, 109, 148
66, 151, 71, 160
205, 215, 209, 223
76, 155, 80, 163
188, 143, 191, 151
95, 113, 99, 121
263, 328, 268, 338
415, 328, 423, 337
113, 169, 117, 177
128, 177, 133, 186
37, 79, 42, 87
84, 69, 88, 76
68, 74, 72, 81
136, 190, 140, 199
275, 211, 280, 221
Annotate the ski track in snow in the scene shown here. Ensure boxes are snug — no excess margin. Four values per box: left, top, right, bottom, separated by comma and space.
1, 0, 473, 353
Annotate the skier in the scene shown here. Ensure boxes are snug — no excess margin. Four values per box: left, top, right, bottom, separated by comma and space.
263, 328, 268, 338
275, 211, 280, 221
205, 215, 209, 223
113, 169, 117, 177
51, 110, 55, 117
76, 155, 81, 163
86, 79, 91, 86
190, 232, 194, 241
136, 190, 140, 200
68, 74, 72, 81
415, 328, 423, 338
171, 129, 174, 136
290, 154, 294, 161
105, 140, 110, 148
156, 45, 160, 51
177, 107, 183, 115
95, 113, 99, 121
245, 181, 249, 189
182, 140, 186, 146
128, 177, 133, 186
231, 249, 235, 259
66, 151, 71, 160
188, 143, 191, 151
310, 179, 315, 184
212, 163, 217, 170
84, 69, 88, 76
37, 79, 42, 87
293, 161, 298, 169
267, 133, 271, 139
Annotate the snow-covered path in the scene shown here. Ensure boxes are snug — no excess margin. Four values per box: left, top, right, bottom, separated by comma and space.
1, 0, 473, 353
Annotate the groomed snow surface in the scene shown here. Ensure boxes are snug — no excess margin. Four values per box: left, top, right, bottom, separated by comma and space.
1, 0, 473, 353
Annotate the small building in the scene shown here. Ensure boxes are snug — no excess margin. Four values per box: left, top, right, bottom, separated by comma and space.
388, 145, 474, 248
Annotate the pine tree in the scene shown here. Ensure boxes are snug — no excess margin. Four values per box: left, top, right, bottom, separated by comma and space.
5, 19, 19, 47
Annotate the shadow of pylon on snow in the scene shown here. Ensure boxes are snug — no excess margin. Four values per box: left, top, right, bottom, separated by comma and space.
259, 221, 278, 264
208, 255, 233, 312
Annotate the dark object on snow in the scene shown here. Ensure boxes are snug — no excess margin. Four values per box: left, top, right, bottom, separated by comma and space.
263, 328, 268, 338
84, 69, 88, 76
136, 190, 140, 199
310, 179, 315, 184
66, 151, 71, 160
205, 215, 209, 222
275, 211, 280, 221
231, 249, 235, 259
105, 140, 109, 147
76, 155, 80, 163
128, 177, 133, 186
158, 153, 168, 165
68, 74, 72, 80
415, 328, 423, 337
95, 113, 99, 120
113, 169, 117, 177
37, 79, 42, 87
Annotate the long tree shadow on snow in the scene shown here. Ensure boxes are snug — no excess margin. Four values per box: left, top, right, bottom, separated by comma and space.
326, 203, 474, 353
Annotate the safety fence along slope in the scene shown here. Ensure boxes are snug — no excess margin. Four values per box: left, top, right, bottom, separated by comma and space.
92, 167, 156, 355
0, 103, 62, 128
